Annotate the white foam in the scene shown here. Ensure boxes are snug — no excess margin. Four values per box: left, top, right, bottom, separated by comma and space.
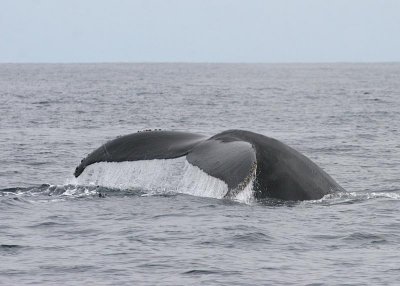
76, 157, 255, 201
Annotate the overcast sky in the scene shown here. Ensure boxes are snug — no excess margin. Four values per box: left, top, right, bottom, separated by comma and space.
1, 0, 399, 63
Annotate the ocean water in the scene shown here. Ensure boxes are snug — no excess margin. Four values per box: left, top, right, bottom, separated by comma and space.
1, 63, 399, 285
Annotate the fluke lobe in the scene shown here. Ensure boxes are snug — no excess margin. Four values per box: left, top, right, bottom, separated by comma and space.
74, 130, 344, 201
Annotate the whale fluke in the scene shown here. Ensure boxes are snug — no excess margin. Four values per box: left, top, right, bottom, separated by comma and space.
74, 130, 344, 201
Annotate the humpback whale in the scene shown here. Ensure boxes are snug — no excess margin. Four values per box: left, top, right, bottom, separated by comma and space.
74, 130, 344, 201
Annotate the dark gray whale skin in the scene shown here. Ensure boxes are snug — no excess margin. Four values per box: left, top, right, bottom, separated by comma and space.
74, 130, 344, 201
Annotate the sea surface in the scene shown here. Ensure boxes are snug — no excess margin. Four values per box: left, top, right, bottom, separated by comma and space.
0, 63, 399, 285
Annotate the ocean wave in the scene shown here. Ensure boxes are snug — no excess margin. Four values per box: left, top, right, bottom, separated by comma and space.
304, 189, 400, 206
1, 183, 398, 207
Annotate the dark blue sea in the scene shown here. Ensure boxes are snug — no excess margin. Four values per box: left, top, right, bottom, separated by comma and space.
1, 63, 399, 285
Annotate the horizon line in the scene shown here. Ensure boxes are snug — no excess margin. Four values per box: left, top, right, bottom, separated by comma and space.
1, 61, 399, 65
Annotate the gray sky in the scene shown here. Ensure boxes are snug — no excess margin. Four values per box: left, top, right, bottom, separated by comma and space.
1, 0, 399, 63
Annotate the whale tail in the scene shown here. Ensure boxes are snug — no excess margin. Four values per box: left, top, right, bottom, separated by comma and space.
74, 129, 344, 201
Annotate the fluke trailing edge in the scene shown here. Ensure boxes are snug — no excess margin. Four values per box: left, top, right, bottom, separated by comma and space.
74, 130, 344, 201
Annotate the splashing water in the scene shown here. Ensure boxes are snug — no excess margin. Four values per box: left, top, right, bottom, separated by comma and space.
73, 157, 254, 203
